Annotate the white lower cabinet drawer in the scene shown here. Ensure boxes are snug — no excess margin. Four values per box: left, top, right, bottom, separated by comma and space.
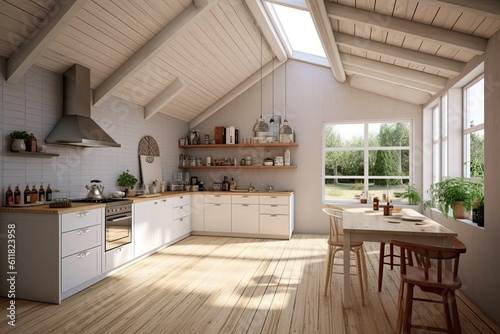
260, 204, 289, 215
173, 195, 190, 207
62, 209, 102, 233
259, 214, 289, 236
61, 224, 101, 258
260, 196, 289, 205
173, 216, 191, 239
173, 204, 190, 220
105, 243, 133, 272
62, 246, 102, 292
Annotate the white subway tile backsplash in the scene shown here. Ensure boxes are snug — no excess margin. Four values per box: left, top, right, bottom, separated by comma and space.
1, 65, 188, 198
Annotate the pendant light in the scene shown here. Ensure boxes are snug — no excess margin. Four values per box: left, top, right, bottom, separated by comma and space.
253, 34, 269, 135
280, 61, 293, 143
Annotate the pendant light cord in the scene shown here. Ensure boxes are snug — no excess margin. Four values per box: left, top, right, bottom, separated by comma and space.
260, 34, 263, 119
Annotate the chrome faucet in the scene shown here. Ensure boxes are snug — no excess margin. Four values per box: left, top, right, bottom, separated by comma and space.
262, 183, 273, 192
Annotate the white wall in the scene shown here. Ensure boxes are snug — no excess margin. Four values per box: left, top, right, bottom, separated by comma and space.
0, 61, 188, 200
421, 29, 500, 326
191, 60, 423, 234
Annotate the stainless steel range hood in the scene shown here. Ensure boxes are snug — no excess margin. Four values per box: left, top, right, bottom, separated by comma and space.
45, 64, 121, 148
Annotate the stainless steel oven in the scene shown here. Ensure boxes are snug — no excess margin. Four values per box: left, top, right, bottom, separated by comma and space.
105, 201, 132, 251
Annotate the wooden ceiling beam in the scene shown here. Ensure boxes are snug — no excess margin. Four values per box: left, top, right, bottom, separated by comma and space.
244, 0, 287, 62
306, 0, 346, 82
6, 0, 90, 83
326, 3, 487, 55
341, 53, 446, 93
334, 32, 466, 75
144, 78, 186, 121
349, 75, 432, 105
93, 0, 216, 107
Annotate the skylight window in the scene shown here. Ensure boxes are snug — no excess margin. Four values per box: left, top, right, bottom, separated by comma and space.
265, 2, 327, 64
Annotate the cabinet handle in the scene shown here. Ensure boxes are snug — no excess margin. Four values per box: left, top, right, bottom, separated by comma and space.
76, 211, 90, 217
179, 206, 183, 210
76, 251, 90, 259
270, 196, 277, 198
215, 195, 221, 197
162, 199, 166, 203
242, 195, 249, 198
270, 215, 277, 217
271, 205, 278, 207
242, 204, 249, 207
215, 204, 221, 206
76, 228, 90, 235
180, 218, 183, 222
154, 202, 158, 205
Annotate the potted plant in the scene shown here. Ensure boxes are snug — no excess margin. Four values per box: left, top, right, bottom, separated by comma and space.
117, 170, 138, 196
9, 130, 29, 151
400, 184, 422, 205
425, 177, 483, 219
472, 196, 485, 227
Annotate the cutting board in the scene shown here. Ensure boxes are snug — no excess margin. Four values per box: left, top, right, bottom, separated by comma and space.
138, 136, 162, 193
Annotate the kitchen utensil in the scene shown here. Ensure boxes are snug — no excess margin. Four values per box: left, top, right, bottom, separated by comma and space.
85, 180, 105, 200
111, 191, 125, 198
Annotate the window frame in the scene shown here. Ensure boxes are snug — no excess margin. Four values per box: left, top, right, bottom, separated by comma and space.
322, 120, 413, 203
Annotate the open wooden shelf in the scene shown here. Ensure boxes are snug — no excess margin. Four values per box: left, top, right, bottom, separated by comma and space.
179, 143, 298, 148
4, 151, 59, 157
178, 165, 297, 170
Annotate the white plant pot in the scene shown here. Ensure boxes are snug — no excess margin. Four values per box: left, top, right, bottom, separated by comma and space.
11, 139, 26, 152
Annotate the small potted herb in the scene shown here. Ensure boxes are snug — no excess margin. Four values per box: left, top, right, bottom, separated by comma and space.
9, 130, 30, 151
117, 170, 138, 196
472, 196, 484, 227
400, 185, 422, 205
425, 177, 483, 219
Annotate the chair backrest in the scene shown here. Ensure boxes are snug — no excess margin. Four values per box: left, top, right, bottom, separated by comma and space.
391, 237, 466, 283
322, 207, 344, 243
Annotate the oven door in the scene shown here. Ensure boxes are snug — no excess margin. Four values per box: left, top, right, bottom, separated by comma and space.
105, 213, 132, 251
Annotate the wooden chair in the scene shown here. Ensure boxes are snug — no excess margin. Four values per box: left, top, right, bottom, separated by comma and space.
322, 206, 368, 305
392, 237, 466, 334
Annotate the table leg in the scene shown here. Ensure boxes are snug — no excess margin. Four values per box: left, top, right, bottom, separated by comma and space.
343, 231, 351, 308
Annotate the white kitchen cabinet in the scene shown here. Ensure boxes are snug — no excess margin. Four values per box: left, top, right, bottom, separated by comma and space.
133, 201, 154, 257
190, 194, 205, 231
105, 243, 133, 272
172, 195, 191, 240
232, 195, 259, 234
61, 208, 104, 293
152, 198, 173, 248
259, 194, 294, 239
205, 194, 231, 232
62, 246, 102, 291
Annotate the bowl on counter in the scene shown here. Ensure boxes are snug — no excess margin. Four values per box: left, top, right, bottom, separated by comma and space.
111, 191, 126, 198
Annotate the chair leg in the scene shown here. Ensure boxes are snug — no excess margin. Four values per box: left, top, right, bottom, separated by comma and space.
403, 284, 414, 334
323, 245, 334, 296
396, 280, 405, 334
449, 291, 461, 334
389, 243, 395, 269
442, 290, 453, 332
356, 248, 365, 305
360, 245, 369, 290
378, 242, 385, 292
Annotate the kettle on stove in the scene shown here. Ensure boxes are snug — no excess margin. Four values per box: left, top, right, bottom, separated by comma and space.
85, 180, 105, 200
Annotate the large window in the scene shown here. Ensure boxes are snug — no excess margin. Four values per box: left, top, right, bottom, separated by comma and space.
432, 94, 448, 183
463, 75, 484, 179
323, 121, 411, 202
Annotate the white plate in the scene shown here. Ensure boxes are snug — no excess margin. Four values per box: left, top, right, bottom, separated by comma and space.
391, 213, 403, 218
386, 220, 401, 224
401, 215, 425, 222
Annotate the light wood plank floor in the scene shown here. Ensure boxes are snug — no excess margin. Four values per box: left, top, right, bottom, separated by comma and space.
1, 234, 498, 333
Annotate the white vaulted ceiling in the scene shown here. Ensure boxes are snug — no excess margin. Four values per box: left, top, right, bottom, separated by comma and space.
0, 0, 499, 124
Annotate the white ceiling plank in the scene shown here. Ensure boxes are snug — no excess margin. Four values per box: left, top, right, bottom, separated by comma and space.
145, 78, 186, 120
334, 32, 466, 75
326, 3, 488, 55
306, 0, 346, 82
422, 0, 500, 20
349, 74, 432, 105
92, 0, 216, 106
190, 58, 285, 128
244, 0, 287, 62
6, 0, 90, 83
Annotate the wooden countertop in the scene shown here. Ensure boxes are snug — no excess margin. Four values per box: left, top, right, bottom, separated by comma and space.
0, 191, 294, 214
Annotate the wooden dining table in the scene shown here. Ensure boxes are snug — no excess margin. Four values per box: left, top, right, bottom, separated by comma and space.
341, 207, 457, 308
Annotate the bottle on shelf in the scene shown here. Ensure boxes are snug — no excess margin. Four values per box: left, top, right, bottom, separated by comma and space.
235, 128, 239, 144
373, 197, 379, 211
24, 184, 32, 204
222, 176, 229, 191
14, 185, 21, 204
46, 184, 53, 202
230, 178, 236, 191
39, 183, 46, 202
284, 149, 291, 166
5, 185, 13, 205
31, 184, 38, 202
